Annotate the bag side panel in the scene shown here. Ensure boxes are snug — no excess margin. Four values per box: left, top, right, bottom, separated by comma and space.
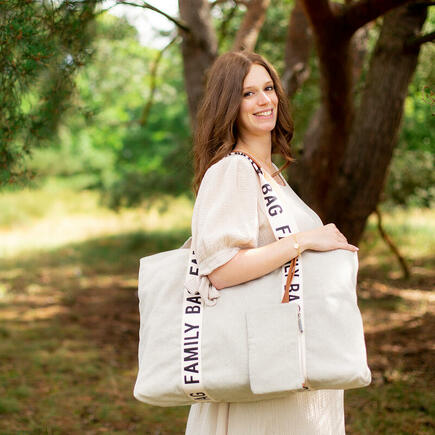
134, 249, 192, 406
303, 249, 371, 389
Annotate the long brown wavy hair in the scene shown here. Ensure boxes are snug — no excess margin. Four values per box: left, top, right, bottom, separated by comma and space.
193, 51, 294, 195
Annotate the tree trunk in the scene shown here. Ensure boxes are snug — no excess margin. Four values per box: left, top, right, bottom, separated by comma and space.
282, 0, 313, 99
288, 1, 426, 244
350, 24, 371, 93
232, 0, 270, 51
178, 0, 218, 125
330, 3, 427, 243
292, 1, 355, 213
177, 0, 427, 246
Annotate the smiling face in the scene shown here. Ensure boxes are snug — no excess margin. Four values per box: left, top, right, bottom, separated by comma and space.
237, 63, 278, 138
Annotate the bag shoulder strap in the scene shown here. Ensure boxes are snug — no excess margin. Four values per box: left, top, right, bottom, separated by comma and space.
228, 151, 299, 303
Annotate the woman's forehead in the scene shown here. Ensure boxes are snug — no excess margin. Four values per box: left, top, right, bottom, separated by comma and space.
243, 64, 273, 89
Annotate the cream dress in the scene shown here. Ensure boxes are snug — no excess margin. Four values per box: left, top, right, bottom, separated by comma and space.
185, 154, 345, 435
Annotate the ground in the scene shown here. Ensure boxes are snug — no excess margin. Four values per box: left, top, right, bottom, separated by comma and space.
0, 186, 433, 434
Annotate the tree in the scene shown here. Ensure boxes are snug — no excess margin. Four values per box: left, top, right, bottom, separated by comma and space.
2, 0, 433, 244
289, 1, 429, 243
0, 0, 98, 185
175, 0, 433, 243
23, 12, 193, 207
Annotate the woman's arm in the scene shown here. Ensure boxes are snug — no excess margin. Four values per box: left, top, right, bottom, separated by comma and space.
208, 223, 359, 290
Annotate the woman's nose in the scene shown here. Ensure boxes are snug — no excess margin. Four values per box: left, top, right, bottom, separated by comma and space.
257, 91, 271, 105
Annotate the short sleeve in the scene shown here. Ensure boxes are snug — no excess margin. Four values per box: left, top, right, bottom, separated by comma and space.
192, 154, 260, 276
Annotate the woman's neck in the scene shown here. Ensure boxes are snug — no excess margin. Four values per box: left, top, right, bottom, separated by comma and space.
233, 133, 286, 186
234, 133, 272, 169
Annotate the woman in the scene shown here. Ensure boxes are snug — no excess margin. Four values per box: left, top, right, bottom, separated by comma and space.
186, 51, 358, 435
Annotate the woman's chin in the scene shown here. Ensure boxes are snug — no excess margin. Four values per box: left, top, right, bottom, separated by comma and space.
250, 121, 276, 134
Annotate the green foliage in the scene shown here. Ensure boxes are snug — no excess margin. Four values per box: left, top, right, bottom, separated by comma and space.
0, 0, 100, 186
385, 147, 434, 209
211, 1, 244, 53
24, 13, 147, 187
15, 11, 192, 206
105, 116, 194, 208
52, 13, 191, 206
212, 0, 294, 71
3, 0, 433, 210
97, 38, 192, 207
384, 31, 435, 208
256, 0, 294, 73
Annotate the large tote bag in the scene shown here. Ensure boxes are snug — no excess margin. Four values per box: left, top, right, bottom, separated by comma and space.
134, 152, 371, 407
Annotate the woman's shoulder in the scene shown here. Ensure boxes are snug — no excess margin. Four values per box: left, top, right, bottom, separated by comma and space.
197, 153, 260, 200
203, 152, 256, 181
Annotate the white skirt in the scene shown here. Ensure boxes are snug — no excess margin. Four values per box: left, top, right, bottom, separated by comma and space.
185, 390, 345, 435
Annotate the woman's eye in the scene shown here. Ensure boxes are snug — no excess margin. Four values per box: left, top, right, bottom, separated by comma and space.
243, 86, 274, 97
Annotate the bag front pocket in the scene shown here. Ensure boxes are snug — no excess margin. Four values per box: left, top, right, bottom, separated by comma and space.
246, 303, 304, 395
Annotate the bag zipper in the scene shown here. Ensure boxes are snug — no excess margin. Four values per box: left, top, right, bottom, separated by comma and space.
298, 306, 309, 390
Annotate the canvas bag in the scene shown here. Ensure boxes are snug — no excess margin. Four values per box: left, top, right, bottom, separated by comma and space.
133, 152, 371, 407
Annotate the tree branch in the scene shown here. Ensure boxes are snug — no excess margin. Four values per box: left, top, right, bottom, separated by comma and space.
217, 4, 239, 49
375, 207, 410, 280
96, 3, 118, 15
340, 0, 414, 36
232, 0, 270, 51
210, 0, 230, 6
405, 30, 435, 49
113, 1, 190, 32
300, 0, 335, 32
139, 35, 179, 127
210, 0, 241, 7
414, 1, 435, 5
210, 0, 248, 5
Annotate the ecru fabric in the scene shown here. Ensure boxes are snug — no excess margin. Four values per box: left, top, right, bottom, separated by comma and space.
180, 152, 307, 402
185, 154, 361, 434
133, 154, 371, 424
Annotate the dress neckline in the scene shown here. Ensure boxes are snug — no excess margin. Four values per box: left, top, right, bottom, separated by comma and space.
269, 163, 288, 187
231, 146, 287, 186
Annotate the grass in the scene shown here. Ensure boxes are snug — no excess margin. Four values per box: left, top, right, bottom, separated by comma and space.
0, 178, 193, 258
0, 183, 434, 434
0, 227, 192, 434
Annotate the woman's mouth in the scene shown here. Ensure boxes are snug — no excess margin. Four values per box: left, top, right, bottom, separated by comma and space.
253, 108, 274, 119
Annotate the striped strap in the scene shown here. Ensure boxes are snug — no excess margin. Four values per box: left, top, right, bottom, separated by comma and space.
180, 152, 306, 402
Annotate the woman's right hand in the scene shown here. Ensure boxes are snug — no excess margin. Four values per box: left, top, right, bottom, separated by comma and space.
298, 223, 359, 253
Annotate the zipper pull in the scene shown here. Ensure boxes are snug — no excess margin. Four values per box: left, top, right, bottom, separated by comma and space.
298, 310, 304, 333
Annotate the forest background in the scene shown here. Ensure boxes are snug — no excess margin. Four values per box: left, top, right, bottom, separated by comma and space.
0, 0, 434, 433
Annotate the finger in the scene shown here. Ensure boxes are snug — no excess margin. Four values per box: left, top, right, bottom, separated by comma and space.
336, 230, 347, 241
346, 244, 359, 251
337, 233, 347, 243
337, 242, 358, 251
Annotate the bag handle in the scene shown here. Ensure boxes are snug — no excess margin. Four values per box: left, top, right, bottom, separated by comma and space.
229, 151, 298, 305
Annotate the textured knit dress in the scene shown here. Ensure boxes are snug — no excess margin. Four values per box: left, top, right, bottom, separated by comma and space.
185, 153, 346, 435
